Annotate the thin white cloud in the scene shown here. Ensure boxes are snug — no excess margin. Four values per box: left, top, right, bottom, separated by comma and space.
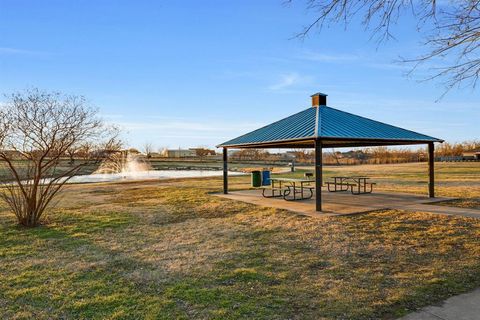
269, 73, 299, 90
296, 49, 422, 72
0, 47, 47, 55
113, 118, 264, 133
268, 72, 313, 91
111, 117, 268, 149
364, 62, 409, 71
100, 113, 125, 119
299, 51, 359, 62
336, 94, 480, 112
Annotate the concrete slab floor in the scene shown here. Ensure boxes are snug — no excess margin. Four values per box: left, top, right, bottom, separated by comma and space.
399, 288, 480, 320
214, 189, 480, 218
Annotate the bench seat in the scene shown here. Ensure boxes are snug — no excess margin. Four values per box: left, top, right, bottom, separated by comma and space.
261, 186, 286, 198
325, 182, 357, 186
261, 186, 285, 191
325, 181, 356, 192
350, 182, 376, 194
283, 185, 315, 201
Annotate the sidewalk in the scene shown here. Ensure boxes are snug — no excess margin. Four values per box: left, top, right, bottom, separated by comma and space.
399, 288, 480, 320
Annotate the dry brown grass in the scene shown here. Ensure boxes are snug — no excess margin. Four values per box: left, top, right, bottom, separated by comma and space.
1, 163, 480, 319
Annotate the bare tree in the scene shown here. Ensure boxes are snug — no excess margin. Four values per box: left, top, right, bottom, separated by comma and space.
330, 148, 341, 165
0, 89, 121, 227
291, 149, 314, 163
66, 147, 76, 165
143, 142, 154, 158
192, 147, 215, 158
289, 0, 480, 92
76, 142, 94, 160
231, 149, 270, 161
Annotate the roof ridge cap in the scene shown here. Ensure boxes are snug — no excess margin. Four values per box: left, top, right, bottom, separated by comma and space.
314, 105, 320, 137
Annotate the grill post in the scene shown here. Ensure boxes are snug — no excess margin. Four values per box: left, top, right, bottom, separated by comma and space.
428, 142, 434, 198
315, 139, 322, 211
223, 147, 228, 194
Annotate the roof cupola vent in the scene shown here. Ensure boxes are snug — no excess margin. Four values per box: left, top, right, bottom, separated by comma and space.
311, 92, 327, 107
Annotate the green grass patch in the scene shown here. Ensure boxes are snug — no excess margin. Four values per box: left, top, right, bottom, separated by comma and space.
1, 163, 480, 318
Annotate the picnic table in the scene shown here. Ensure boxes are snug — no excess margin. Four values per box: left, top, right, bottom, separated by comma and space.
326, 176, 375, 195
262, 177, 314, 201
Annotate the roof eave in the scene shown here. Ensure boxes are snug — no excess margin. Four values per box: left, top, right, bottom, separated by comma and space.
216, 136, 316, 148
217, 136, 443, 149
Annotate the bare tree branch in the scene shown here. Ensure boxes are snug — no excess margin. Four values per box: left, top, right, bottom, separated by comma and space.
143, 142, 154, 158
0, 89, 122, 227
288, 0, 480, 93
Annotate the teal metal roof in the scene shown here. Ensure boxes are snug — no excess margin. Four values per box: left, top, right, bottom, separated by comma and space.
218, 105, 443, 148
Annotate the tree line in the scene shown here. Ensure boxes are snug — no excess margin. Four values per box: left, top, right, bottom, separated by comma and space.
230, 141, 480, 164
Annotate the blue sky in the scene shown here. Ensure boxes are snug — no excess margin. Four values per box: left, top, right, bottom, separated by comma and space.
1, 0, 479, 150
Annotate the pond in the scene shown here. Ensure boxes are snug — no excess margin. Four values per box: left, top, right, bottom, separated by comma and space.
67, 169, 243, 184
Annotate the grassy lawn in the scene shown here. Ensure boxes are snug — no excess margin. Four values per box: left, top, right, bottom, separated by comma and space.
1, 162, 480, 319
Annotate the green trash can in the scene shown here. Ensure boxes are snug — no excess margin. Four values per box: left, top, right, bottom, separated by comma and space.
251, 170, 262, 187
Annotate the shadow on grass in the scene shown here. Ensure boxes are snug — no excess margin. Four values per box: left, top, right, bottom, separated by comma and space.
2, 179, 480, 319
0, 206, 299, 319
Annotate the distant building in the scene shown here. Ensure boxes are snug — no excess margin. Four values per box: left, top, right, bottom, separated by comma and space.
127, 148, 141, 154
148, 152, 162, 158
189, 148, 216, 157
284, 151, 297, 159
160, 148, 196, 158
463, 150, 480, 160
